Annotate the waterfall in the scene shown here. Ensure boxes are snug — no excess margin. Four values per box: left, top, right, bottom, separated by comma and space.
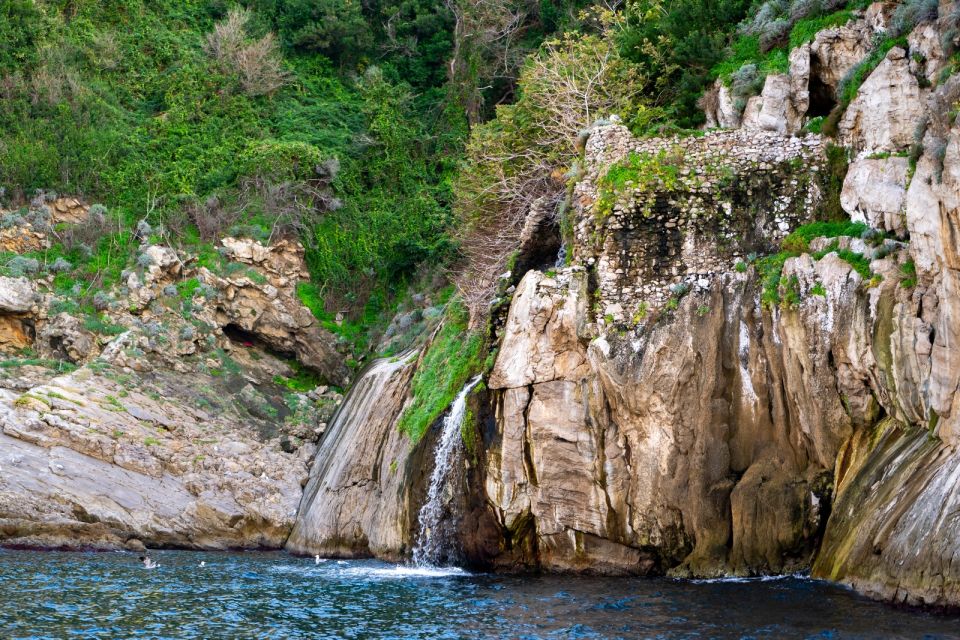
412, 375, 483, 567
554, 242, 567, 268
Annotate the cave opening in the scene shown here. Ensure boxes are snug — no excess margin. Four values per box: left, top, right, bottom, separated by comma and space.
807, 57, 837, 118
514, 219, 562, 277
222, 323, 295, 361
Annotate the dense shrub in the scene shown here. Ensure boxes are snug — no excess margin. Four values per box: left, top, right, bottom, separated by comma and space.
0, 0, 45, 73
619, 0, 754, 127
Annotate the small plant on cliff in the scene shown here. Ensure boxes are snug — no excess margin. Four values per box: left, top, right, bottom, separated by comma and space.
781, 220, 868, 253
780, 274, 802, 308
899, 259, 917, 288
595, 149, 684, 221
757, 252, 790, 307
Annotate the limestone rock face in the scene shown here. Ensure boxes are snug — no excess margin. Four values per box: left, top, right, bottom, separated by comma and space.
0, 277, 38, 314
701, 81, 742, 130
0, 277, 39, 353
841, 156, 910, 235
480, 256, 879, 575
286, 353, 420, 559
839, 48, 927, 156
0, 232, 346, 551
751, 74, 804, 134
807, 23, 873, 91
814, 423, 960, 608
466, 75, 960, 606
908, 22, 945, 83
202, 238, 349, 386
0, 365, 312, 550
36, 313, 97, 365
717, 83, 742, 129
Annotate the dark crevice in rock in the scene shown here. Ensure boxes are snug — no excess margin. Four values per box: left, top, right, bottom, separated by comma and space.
808, 54, 838, 118
222, 323, 295, 361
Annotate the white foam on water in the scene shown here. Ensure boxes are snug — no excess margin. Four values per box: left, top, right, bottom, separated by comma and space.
266, 561, 471, 580
688, 573, 808, 584
338, 565, 471, 580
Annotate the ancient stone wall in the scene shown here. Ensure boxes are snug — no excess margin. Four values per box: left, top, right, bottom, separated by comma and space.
574, 125, 826, 321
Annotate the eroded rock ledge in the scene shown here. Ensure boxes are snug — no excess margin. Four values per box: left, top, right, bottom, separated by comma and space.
0, 237, 346, 550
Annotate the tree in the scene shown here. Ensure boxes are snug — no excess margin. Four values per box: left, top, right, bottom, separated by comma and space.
256, 0, 372, 64
205, 7, 288, 97
454, 18, 647, 317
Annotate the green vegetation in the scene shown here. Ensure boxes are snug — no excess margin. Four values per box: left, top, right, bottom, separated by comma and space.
273, 361, 323, 392
84, 314, 126, 336
594, 149, 683, 220
781, 221, 869, 253
789, 9, 856, 49
757, 219, 880, 308
619, 0, 755, 127
0, 357, 77, 373
837, 36, 908, 106
900, 259, 917, 288
397, 300, 484, 444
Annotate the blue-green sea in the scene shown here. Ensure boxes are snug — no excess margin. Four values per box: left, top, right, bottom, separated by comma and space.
1, 549, 958, 639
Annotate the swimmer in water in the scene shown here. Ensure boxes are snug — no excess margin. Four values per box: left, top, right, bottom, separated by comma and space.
139, 556, 158, 569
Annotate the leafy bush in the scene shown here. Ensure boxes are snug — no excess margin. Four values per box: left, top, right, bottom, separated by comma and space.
781, 220, 868, 253
620, 0, 754, 127
239, 140, 330, 183
257, 0, 371, 63
0, 0, 45, 73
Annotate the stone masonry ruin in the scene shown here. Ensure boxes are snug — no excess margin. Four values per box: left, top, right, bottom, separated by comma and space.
574, 125, 828, 322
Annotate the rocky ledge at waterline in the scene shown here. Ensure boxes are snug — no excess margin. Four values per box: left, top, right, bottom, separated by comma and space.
288, 5, 960, 609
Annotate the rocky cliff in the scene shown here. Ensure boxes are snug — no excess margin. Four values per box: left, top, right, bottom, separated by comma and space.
461, 2, 960, 605
0, 233, 347, 550
285, 1, 960, 608
3, 0, 960, 613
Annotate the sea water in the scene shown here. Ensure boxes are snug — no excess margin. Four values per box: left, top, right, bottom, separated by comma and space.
0, 549, 958, 639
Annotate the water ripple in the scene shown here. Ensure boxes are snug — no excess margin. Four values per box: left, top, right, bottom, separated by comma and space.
1, 549, 959, 640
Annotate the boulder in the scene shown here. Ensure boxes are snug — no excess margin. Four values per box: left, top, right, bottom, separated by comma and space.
36, 313, 97, 364
0, 277, 37, 313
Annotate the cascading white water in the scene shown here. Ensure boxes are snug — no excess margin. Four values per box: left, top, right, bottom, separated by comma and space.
554, 242, 567, 268
412, 375, 483, 567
